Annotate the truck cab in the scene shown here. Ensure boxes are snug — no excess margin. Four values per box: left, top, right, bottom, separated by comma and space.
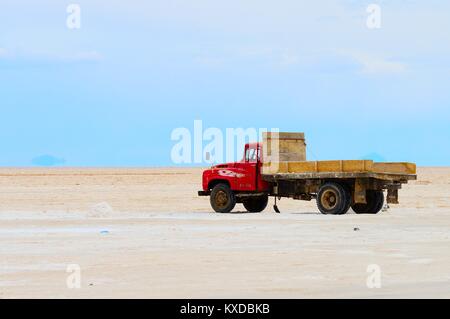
198, 143, 269, 213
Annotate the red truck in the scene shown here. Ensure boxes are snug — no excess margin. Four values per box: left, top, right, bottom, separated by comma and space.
198, 135, 416, 215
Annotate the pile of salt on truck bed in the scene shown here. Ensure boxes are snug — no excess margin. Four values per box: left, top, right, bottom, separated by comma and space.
199, 132, 417, 215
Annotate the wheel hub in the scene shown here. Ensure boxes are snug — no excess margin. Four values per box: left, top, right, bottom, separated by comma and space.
215, 190, 228, 208
321, 189, 338, 210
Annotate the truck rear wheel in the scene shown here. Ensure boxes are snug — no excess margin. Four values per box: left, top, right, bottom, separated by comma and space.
210, 183, 236, 213
243, 195, 268, 213
352, 190, 384, 214
316, 182, 351, 215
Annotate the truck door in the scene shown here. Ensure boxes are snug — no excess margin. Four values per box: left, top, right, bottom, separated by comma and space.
234, 144, 258, 191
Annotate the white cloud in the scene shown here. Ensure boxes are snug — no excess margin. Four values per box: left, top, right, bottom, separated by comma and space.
0, 48, 103, 64
237, 47, 301, 67
68, 51, 103, 62
194, 56, 224, 68
0, 48, 8, 58
193, 47, 303, 69
237, 47, 274, 58
342, 51, 407, 74
279, 51, 300, 66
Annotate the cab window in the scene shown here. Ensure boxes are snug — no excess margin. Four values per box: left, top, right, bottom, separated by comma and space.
245, 147, 258, 162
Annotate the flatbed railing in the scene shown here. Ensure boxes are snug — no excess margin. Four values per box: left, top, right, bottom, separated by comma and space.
262, 172, 417, 183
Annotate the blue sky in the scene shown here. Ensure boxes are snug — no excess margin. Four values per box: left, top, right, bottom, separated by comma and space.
0, 0, 449, 166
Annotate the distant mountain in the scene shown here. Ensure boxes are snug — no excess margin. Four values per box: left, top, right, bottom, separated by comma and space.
32, 155, 66, 167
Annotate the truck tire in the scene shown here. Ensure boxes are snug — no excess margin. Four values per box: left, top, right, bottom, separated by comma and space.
243, 195, 268, 213
316, 182, 351, 215
210, 183, 236, 213
342, 183, 352, 213
351, 190, 384, 214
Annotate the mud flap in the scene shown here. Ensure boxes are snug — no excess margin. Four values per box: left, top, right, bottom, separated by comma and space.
387, 188, 399, 204
273, 196, 280, 213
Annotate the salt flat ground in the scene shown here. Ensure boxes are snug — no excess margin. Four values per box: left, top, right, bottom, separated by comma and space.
0, 167, 449, 298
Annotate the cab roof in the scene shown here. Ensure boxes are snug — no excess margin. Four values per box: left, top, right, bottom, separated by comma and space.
246, 142, 262, 148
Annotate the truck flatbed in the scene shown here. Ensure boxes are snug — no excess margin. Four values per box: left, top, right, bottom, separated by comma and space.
262, 171, 417, 182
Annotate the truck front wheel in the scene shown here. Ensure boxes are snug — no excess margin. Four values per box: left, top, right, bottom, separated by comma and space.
316, 182, 351, 215
210, 183, 236, 213
351, 190, 384, 214
243, 195, 268, 213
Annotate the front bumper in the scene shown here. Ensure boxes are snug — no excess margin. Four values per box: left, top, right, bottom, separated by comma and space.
198, 190, 211, 196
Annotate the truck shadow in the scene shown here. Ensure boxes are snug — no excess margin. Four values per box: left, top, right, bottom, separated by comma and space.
287, 212, 322, 215
218, 211, 261, 214
218, 211, 320, 215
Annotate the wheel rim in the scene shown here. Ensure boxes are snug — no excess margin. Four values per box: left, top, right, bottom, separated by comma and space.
321, 189, 338, 210
214, 190, 229, 209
